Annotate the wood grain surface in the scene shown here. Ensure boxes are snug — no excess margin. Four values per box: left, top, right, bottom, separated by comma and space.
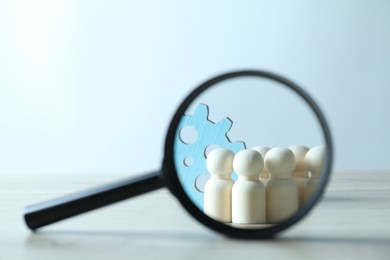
1, 170, 389, 259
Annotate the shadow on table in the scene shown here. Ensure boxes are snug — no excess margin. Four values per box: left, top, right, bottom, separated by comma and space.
25, 229, 390, 247
25, 229, 218, 248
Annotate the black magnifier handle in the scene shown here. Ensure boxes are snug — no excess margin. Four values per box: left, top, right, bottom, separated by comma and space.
24, 170, 164, 231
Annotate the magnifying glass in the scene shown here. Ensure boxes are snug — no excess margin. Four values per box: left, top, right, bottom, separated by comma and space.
24, 70, 333, 238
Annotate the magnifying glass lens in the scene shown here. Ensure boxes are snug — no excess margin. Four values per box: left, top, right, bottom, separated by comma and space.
173, 75, 327, 229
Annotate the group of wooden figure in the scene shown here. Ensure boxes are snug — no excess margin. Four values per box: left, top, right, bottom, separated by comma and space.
203, 145, 325, 224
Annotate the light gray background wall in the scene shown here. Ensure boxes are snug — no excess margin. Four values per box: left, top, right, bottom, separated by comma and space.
1, 0, 389, 175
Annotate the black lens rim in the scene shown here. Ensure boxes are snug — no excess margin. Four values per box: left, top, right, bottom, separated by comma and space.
162, 69, 333, 239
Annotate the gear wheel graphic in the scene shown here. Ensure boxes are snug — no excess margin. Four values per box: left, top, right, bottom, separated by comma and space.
174, 103, 246, 210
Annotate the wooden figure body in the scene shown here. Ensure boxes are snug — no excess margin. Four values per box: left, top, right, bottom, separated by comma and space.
304, 146, 325, 202
251, 146, 270, 184
232, 149, 266, 224
204, 148, 235, 222
289, 145, 309, 208
265, 147, 298, 223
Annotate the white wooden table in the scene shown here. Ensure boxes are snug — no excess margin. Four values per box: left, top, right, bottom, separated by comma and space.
1, 170, 389, 259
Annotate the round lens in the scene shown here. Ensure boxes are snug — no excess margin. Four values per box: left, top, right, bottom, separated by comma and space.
167, 71, 332, 236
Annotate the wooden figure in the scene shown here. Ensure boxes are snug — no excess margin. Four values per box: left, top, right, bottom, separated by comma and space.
289, 145, 309, 208
265, 147, 298, 223
304, 146, 326, 202
204, 148, 235, 222
251, 146, 271, 184
232, 149, 266, 224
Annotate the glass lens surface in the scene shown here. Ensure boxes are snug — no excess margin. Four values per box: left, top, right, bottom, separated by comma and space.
173, 75, 328, 229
